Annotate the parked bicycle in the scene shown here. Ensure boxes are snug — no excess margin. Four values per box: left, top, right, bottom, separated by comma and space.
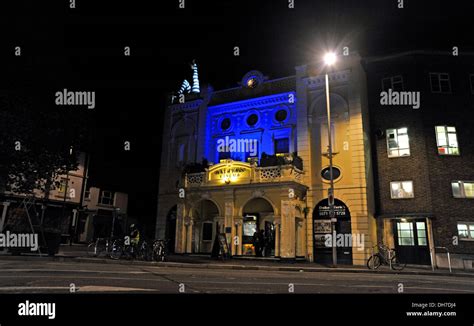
152, 239, 168, 262
110, 237, 151, 261
367, 243, 406, 271
87, 237, 114, 257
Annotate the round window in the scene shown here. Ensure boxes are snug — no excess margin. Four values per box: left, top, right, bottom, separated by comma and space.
221, 118, 231, 131
321, 167, 341, 181
275, 109, 288, 122
246, 113, 259, 126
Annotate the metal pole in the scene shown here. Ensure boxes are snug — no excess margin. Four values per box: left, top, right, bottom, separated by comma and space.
447, 252, 452, 273
430, 249, 435, 271
110, 208, 116, 239
388, 249, 392, 270
325, 73, 337, 266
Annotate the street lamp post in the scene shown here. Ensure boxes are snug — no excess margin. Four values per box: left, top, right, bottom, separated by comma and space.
324, 52, 337, 266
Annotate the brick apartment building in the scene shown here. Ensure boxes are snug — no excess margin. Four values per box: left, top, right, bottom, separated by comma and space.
364, 50, 474, 268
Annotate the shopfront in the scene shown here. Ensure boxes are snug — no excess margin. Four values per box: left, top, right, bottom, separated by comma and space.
313, 198, 352, 265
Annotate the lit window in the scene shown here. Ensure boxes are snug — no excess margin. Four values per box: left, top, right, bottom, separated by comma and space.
435, 126, 459, 155
386, 127, 410, 157
416, 222, 427, 246
451, 181, 474, 198
397, 222, 414, 246
390, 181, 414, 199
429, 73, 451, 93
99, 191, 115, 206
382, 75, 404, 92
57, 179, 68, 193
457, 223, 474, 240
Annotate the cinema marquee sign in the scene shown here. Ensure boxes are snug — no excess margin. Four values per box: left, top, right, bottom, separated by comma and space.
208, 160, 251, 184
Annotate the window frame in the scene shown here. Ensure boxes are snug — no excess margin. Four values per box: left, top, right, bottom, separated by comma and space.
390, 181, 414, 199
274, 138, 290, 155
435, 125, 460, 156
202, 222, 214, 242
429, 72, 451, 94
451, 181, 474, 199
457, 222, 474, 241
386, 127, 410, 158
99, 190, 115, 206
381, 75, 404, 92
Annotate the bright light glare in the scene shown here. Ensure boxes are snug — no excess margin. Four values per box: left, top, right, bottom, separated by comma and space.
324, 52, 337, 66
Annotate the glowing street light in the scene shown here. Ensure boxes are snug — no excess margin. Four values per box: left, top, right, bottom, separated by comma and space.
323, 52, 337, 266
324, 52, 337, 66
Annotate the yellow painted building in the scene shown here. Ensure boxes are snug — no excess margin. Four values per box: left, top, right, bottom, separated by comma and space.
156, 55, 376, 265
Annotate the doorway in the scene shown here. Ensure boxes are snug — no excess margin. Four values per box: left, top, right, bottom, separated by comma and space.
393, 219, 430, 265
313, 198, 353, 265
241, 197, 275, 257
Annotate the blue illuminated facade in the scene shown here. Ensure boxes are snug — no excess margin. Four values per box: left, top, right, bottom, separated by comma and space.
205, 92, 297, 164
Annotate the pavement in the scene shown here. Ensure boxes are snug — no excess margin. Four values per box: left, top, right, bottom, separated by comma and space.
1, 254, 474, 294
1, 243, 473, 279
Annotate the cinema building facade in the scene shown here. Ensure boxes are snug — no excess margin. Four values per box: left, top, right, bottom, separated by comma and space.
156, 54, 377, 265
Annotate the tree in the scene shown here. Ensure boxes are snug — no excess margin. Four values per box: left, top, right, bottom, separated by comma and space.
0, 91, 92, 196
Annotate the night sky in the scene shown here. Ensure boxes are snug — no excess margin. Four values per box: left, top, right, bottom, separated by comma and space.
3, 0, 474, 232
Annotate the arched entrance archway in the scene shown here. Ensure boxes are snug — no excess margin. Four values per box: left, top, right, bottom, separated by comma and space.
191, 200, 220, 254
313, 198, 352, 265
165, 205, 177, 253
242, 197, 275, 257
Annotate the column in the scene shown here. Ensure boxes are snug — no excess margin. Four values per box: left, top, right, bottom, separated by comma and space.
274, 217, 281, 257
175, 202, 186, 253
185, 217, 194, 253
224, 190, 235, 254
280, 199, 296, 259
233, 218, 243, 256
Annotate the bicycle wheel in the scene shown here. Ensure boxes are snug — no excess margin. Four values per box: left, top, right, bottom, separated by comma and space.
109, 241, 123, 260
390, 255, 407, 271
367, 254, 381, 269
87, 242, 98, 257
159, 246, 165, 262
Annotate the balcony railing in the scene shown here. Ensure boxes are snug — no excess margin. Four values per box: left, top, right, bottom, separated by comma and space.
184, 163, 304, 188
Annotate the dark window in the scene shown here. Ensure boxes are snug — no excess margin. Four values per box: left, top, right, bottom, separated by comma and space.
202, 222, 213, 241
321, 167, 341, 180
221, 118, 231, 130
275, 110, 288, 122
99, 190, 115, 206
382, 75, 404, 92
429, 73, 451, 93
247, 114, 258, 126
274, 138, 289, 154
